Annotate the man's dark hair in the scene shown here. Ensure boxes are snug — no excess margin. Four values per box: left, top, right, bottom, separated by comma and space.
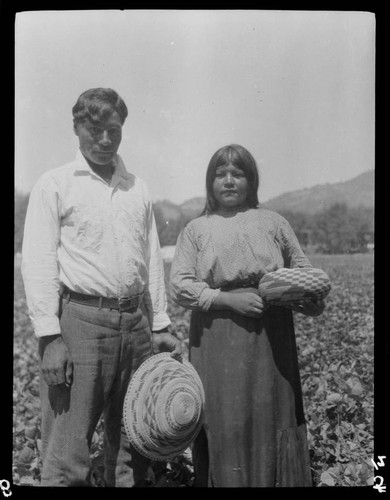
72, 88, 128, 126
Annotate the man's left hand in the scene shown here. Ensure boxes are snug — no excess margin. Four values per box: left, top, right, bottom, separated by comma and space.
152, 330, 182, 358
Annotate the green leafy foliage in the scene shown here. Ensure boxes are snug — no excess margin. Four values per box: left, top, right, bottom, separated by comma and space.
13, 253, 374, 487
294, 254, 374, 486
310, 204, 373, 254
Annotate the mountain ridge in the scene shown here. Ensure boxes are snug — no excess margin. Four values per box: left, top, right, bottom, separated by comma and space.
262, 170, 374, 214
154, 170, 374, 221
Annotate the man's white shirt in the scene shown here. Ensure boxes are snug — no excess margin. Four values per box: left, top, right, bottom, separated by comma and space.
22, 151, 170, 337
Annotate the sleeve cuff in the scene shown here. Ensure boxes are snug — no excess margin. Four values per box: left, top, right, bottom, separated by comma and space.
32, 316, 61, 338
151, 311, 171, 332
198, 288, 221, 311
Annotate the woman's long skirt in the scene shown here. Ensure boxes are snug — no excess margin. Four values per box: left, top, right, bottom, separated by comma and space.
189, 301, 313, 488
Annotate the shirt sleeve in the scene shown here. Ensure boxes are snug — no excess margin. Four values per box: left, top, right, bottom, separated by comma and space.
277, 216, 312, 269
21, 177, 62, 338
170, 224, 220, 311
144, 197, 171, 331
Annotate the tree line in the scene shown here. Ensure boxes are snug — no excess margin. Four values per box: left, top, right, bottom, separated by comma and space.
153, 202, 374, 254
274, 204, 374, 254
15, 191, 373, 255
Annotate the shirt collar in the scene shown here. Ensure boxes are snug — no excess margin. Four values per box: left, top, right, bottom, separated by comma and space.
74, 149, 133, 187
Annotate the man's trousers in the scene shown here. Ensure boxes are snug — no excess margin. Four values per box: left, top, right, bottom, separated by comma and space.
39, 297, 152, 487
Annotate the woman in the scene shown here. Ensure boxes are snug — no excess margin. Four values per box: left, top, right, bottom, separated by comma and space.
170, 144, 325, 487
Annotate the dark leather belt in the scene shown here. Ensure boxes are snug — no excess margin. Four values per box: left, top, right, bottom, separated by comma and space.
63, 288, 143, 313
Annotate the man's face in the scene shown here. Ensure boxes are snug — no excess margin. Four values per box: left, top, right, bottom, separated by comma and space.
74, 111, 123, 166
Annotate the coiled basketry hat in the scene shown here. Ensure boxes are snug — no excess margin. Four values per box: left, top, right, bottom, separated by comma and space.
258, 267, 331, 305
123, 352, 205, 461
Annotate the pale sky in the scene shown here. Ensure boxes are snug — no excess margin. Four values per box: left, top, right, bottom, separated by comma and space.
15, 9, 375, 204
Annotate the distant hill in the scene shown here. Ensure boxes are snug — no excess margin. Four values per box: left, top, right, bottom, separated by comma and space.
262, 170, 374, 214
180, 197, 205, 219
153, 200, 182, 221
153, 197, 204, 222
154, 170, 374, 221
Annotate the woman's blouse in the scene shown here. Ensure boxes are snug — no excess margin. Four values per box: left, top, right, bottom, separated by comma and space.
170, 207, 311, 311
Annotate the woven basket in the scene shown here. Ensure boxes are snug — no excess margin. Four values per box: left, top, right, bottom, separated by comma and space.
123, 352, 205, 461
258, 267, 331, 305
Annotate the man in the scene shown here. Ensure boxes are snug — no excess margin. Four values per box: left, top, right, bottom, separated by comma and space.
21, 88, 181, 487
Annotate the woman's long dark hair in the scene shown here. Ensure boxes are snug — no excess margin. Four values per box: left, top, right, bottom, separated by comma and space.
202, 144, 260, 214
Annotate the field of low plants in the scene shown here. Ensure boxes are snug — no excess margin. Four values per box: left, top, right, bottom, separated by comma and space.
13, 253, 374, 487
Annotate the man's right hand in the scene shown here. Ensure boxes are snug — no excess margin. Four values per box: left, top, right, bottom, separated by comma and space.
39, 335, 73, 387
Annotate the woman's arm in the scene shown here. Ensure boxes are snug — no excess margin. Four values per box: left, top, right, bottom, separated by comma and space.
170, 225, 219, 311
277, 216, 326, 316
277, 216, 312, 269
211, 291, 268, 318
170, 226, 267, 317
171, 224, 268, 318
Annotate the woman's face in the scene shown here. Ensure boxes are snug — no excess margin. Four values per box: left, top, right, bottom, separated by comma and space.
212, 163, 249, 210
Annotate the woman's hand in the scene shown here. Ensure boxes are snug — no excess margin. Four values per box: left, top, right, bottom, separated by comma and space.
214, 291, 268, 318
286, 298, 325, 316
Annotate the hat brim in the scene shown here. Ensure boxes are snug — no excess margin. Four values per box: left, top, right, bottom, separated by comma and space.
123, 352, 205, 461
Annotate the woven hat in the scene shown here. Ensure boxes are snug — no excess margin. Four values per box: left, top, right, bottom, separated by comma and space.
258, 267, 331, 306
123, 352, 205, 461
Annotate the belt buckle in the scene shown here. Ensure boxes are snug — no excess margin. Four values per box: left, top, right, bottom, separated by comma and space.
118, 296, 137, 313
